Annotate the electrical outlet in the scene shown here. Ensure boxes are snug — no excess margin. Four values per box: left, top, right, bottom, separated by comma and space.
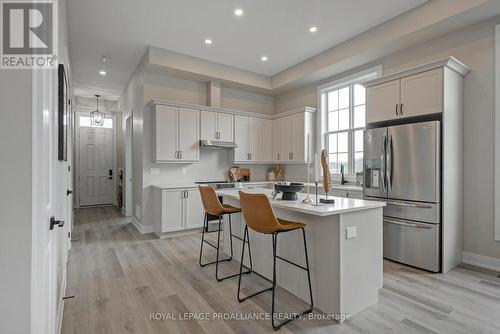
346, 226, 357, 239
181, 167, 187, 176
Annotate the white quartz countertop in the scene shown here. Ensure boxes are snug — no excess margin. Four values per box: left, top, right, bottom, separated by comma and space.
152, 181, 363, 192
216, 188, 384, 217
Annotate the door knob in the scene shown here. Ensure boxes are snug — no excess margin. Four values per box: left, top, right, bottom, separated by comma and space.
67, 189, 73, 196
50, 216, 65, 230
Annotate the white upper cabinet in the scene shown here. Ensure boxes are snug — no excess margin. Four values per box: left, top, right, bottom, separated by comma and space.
200, 110, 218, 141
200, 111, 234, 142
154, 105, 178, 161
153, 105, 200, 162
366, 68, 444, 123
272, 119, 282, 161
366, 79, 400, 123
217, 113, 234, 142
249, 117, 262, 161
400, 68, 443, 118
273, 112, 312, 164
234, 115, 250, 162
261, 119, 273, 162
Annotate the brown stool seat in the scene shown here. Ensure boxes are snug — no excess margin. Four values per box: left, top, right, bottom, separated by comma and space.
276, 218, 305, 231
221, 204, 241, 214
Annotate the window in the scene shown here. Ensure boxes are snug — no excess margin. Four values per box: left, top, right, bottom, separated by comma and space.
319, 67, 380, 175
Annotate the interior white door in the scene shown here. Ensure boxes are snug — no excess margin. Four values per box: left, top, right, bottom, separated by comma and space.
32, 67, 58, 334
185, 188, 204, 229
78, 118, 115, 206
234, 115, 250, 161
178, 107, 200, 161
366, 79, 400, 123
155, 105, 177, 161
200, 110, 217, 141
249, 117, 262, 161
217, 112, 234, 142
400, 68, 443, 118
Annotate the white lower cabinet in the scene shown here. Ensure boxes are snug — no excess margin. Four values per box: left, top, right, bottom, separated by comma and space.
154, 188, 204, 235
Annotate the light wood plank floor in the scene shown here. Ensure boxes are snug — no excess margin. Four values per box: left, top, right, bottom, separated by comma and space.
62, 207, 500, 334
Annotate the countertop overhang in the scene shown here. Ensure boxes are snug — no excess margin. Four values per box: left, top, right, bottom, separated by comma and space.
216, 188, 385, 217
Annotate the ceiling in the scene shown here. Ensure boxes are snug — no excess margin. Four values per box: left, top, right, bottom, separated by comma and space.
67, 0, 428, 96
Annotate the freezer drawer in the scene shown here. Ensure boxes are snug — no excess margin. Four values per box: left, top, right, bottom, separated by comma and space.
383, 217, 440, 272
384, 200, 440, 224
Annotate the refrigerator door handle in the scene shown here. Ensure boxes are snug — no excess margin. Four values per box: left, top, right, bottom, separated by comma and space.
387, 135, 393, 194
380, 136, 387, 194
384, 218, 434, 229
385, 200, 433, 209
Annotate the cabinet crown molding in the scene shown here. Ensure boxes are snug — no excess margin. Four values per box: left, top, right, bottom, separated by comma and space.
148, 98, 316, 120
363, 57, 470, 88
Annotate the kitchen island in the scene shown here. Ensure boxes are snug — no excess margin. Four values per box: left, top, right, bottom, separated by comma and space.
216, 188, 385, 322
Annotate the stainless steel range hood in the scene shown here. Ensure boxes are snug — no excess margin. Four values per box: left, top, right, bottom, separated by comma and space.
200, 140, 238, 149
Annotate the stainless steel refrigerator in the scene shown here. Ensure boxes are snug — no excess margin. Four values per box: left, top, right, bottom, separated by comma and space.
364, 121, 441, 272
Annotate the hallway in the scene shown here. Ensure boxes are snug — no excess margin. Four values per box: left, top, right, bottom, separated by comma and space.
61, 207, 500, 334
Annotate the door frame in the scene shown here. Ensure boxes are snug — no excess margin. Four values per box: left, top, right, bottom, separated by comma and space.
125, 114, 133, 216
74, 109, 117, 208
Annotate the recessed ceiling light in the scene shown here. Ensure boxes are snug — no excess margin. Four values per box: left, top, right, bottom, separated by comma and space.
309, 26, 318, 33
99, 70, 106, 76
234, 8, 243, 16
205, 38, 213, 45
261, 56, 268, 62
101, 56, 111, 62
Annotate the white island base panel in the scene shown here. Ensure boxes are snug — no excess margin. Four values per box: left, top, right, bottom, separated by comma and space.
221, 196, 383, 322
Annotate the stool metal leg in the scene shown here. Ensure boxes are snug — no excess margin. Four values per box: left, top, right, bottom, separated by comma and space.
271, 228, 314, 330
238, 225, 272, 302
199, 213, 231, 267
198, 213, 208, 267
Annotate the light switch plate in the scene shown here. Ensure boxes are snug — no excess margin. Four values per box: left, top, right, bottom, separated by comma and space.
181, 167, 187, 176
346, 226, 357, 239
149, 168, 160, 175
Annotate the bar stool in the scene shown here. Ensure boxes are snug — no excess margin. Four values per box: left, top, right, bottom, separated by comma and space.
237, 191, 313, 330
198, 186, 252, 282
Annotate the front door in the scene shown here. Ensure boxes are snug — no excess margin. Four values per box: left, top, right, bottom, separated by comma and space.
78, 114, 115, 206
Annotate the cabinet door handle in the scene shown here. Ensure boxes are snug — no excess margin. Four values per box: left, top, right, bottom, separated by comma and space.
278, 153, 280, 161
400, 103, 403, 115
179, 151, 182, 159
395, 104, 399, 116
175, 151, 178, 159
185, 190, 189, 198
291, 152, 294, 160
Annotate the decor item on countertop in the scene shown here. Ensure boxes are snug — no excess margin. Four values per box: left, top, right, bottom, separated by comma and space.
267, 168, 275, 181
356, 171, 364, 186
320, 149, 335, 204
272, 165, 284, 181
302, 134, 313, 205
273, 182, 305, 201
239, 168, 250, 181
229, 166, 241, 182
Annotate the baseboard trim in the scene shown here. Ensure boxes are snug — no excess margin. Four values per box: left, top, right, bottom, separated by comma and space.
462, 251, 500, 272
131, 216, 154, 234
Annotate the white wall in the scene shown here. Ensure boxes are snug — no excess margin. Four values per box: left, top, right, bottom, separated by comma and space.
274, 16, 500, 261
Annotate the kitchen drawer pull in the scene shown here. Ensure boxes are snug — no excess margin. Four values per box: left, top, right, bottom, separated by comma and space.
385, 201, 433, 209
396, 104, 399, 116
384, 218, 433, 229
400, 103, 404, 115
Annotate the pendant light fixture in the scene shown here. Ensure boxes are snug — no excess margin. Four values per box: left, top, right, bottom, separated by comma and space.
90, 94, 105, 126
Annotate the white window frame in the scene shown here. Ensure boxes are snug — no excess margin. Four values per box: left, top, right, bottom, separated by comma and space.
317, 66, 382, 178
